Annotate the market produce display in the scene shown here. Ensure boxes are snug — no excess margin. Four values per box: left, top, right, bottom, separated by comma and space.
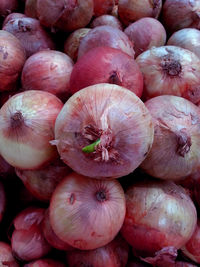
1, 0, 200, 266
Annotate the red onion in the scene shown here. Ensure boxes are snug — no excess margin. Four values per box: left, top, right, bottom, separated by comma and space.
0, 182, 6, 223
120, 179, 197, 257
162, 0, 200, 34
0, 30, 26, 92
0, 154, 14, 178
53, 83, 154, 179
167, 28, 200, 59
136, 45, 200, 104
93, 0, 115, 16
63, 28, 91, 62
0, 0, 18, 18
50, 172, 126, 250
37, 0, 94, 32
141, 95, 200, 180
2, 13, 26, 27
90, 14, 123, 30
66, 234, 129, 266
24, 259, 66, 267
118, 0, 162, 26
124, 17, 166, 58
25, 0, 38, 18
21, 50, 74, 102
70, 46, 143, 97
181, 219, 200, 264
0, 242, 19, 267
78, 25, 135, 59
2, 17, 55, 58
11, 207, 52, 261
0, 90, 63, 170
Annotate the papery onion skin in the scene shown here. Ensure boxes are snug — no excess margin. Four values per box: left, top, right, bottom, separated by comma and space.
0, 90, 63, 170
21, 50, 74, 102
70, 46, 143, 97
124, 17, 166, 58
50, 172, 126, 250
37, 0, 94, 33
90, 14, 123, 30
162, 0, 200, 34
118, 0, 162, 26
136, 46, 200, 104
0, 242, 19, 267
167, 28, 200, 59
93, 0, 115, 17
0, 30, 26, 92
66, 234, 129, 267
2, 17, 55, 58
24, 259, 66, 267
54, 83, 154, 179
64, 28, 91, 62
2, 13, 26, 27
120, 179, 197, 258
0, 0, 18, 19
78, 25, 135, 59
141, 95, 200, 180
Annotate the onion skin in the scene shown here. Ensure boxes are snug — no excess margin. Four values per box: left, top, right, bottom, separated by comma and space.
21, 50, 74, 102
167, 28, 200, 59
78, 25, 135, 59
0, 154, 15, 178
0, 90, 63, 170
136, 46, 200, 104
25, 0, 38, 18
2, 13, 26, 27
0, 30, 26, 92
118, 0, 162, 26
162, 0, 200, 34
37, 0, 94, 32
124, 17, 166, 58
90, 14, 123, 30
3, 17, 55, 58
93, 0, 115, 17
70, 46, 143, 97
24, 259, 66, 267
66, 234, 129, 267
0, 0, 18, 18
54, 83, 154, 179
0, 242, 19, 267
141, 95, 200, 180
50, 172, 126, 250
120, 179, 197, 257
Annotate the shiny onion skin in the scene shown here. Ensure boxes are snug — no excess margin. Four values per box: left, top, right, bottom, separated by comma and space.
0, 242, 19, 267
37, 0, 94, 33
167, 28, 200, 59
120, 180, 197, 258
90, 14, 123, 30
141, 95, 200, 180
53, 83, 154, 179
136, 46, 200, 104
124, 17, 167, 58
0, 30, 26, 92
69, 46, 143, 97
78, 25, 135, 59
0, 90, 63, 170
24, 259, 66, 267
93, 0, 115, 17
162, 0, 200, 34
49, 172, 126, 250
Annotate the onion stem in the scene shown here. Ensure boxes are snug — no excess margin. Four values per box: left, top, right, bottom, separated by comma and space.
82, 139, 100, 153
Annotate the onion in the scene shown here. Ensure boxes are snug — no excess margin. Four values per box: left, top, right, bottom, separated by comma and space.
124, 17, 166, 58
120, 179, 197, 257
53, 83, 154, 179
141, 95, 200, 180
78, 25, 135, 59
181, 219, 200, 264
93, 0, 115, 17
49, 172, 126, 250
0, 182, 6, 223
136, 45, 200, 104
118, 0, 162, 26
70, 46, 143, 97
21, 50, 74, 102
63, 28, 91, 62
25, 0, 38, 18
0, 90, 63, 170
2, 13, 26, 27
66, 234, 129, 267
37, 0, 94, 32
0, 154, 14, 178
0, 0, 18, 19
24, 259, 66, 267
11, 207, 52, 261
162, 0, 200, 34
2, 17, 55, 58
0, 242, 19, 267
90, 14, 123, 30
167, 28, 200, 59
0, 30, 26, 92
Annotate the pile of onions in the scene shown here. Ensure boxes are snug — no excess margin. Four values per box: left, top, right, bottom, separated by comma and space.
53, 83, 154, 179
141, 95, 200, 180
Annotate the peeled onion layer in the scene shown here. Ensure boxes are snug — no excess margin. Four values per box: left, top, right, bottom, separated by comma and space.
54, 83, 154, 179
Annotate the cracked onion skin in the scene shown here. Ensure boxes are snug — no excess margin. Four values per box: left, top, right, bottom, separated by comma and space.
136, 46, 200, 104
141, 95, 200, 180
53, 83, 154, 179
